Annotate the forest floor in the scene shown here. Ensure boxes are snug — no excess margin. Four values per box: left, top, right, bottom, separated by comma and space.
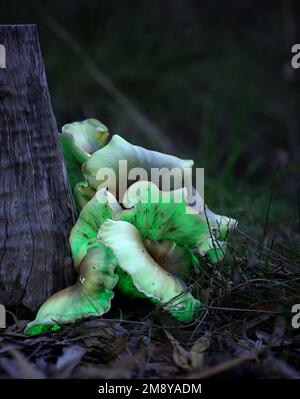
1, 219, 300, 379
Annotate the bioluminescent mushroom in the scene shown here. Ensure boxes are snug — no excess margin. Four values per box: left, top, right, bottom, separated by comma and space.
25, 244, 119, 336
60, 119, 109, 191
25, 180, 236, 335
82, 134, 193, 193
25, 119, 237, 336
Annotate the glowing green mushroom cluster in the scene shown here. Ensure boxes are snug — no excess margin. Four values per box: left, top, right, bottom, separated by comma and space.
25, 119, 237, 336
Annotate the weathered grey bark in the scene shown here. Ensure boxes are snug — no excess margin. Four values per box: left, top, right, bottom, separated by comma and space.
0, 25, 76, 313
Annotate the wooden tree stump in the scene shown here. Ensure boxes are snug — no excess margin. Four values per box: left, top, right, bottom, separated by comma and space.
0, 25, 77, 313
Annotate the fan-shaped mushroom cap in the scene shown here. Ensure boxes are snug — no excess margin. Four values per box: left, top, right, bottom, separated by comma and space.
70, 188, 121, 269
120, 181, 229, 263
98, 219, 200, 323
60, 119, 109, 190
24, 245, 118, 336
82, 134, 193, 195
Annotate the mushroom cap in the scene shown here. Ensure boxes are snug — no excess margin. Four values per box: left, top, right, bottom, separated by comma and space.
24, 245, 118, 336
62, 118, 109, 163
70, 188, 121, 269
82, 134, 193, 194
60, 119, 109, 191
98, 219, 201, 323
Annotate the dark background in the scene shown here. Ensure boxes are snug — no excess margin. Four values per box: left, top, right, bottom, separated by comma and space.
1, 0, 300, 249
